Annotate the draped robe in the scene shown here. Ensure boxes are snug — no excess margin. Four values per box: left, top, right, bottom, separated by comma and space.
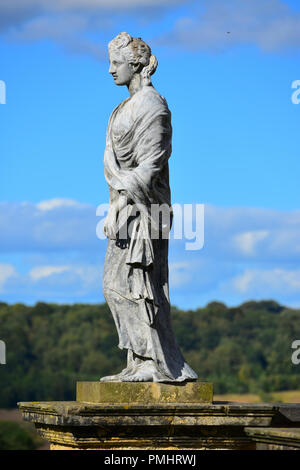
103, 84, 197, 382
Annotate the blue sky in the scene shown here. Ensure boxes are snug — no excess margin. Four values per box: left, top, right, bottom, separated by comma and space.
1, 0, 300, 308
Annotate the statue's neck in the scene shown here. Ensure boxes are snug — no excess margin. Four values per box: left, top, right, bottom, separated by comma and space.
128, 74, 143, 97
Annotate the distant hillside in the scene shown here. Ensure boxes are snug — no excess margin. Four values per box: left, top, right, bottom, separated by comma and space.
0, 300, 299, 407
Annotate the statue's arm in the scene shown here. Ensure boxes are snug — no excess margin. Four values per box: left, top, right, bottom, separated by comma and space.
104, 187, 133, 240
103, 185, 118, 239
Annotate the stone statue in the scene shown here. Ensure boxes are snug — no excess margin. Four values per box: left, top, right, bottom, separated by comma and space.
100, 32, 197, 383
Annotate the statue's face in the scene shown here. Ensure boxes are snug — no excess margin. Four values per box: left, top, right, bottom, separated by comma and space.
109, 50, 134, 86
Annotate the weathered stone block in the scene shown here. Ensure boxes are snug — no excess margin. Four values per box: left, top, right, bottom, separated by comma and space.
76, 381, 213, 404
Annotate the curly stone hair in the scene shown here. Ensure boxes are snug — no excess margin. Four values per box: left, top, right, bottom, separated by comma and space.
108, 32, 158, 85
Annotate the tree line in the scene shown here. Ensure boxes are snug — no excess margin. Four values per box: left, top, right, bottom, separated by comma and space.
0, 300, 299, 407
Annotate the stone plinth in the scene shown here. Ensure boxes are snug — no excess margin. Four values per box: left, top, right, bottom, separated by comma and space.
18, 382, 300, 450
76, 381, 213, 404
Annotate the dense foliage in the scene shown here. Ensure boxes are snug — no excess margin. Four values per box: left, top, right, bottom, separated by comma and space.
0, 421, 39, 450
0, 300, 299, 407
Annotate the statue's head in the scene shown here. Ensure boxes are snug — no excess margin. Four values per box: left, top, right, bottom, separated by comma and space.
108, 32, 158, 87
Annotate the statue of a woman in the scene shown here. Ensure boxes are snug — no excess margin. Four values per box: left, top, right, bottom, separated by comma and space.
101, 32, 197, 383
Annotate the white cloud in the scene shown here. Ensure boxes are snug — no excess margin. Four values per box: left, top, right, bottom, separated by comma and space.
0, 199, 101, 252
232, 270, 254, 294
0, 0, 181, 12
169, 262, 192, 287
204, 204, 300, 262
1, 199, 300, 306
0, 263, 17, 292
1, 200, 300, 263
231, 268, 300, 296
0, 0, 183, 59
30, 265, 69, 281
2, 0, 300, 58
36, 198, 88, 211
158, 0, 300, 54
1, 262, 102, 301
234, 230, 269, 256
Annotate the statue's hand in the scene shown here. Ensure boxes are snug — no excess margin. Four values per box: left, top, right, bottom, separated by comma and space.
103, 206, 117, 240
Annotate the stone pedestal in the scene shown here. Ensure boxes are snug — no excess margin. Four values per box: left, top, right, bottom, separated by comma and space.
18, 381, 300, 450
76, 381, 213, 404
